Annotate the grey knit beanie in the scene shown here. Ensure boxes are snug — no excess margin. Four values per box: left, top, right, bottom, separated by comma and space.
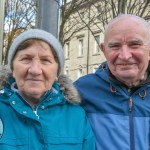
8, 29, 65, 76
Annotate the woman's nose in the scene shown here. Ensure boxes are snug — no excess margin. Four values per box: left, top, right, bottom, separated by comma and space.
28, 60, 42, 75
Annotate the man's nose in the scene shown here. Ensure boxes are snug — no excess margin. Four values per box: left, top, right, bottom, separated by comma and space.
28, 60, 42, 75
118, 45, 132, 60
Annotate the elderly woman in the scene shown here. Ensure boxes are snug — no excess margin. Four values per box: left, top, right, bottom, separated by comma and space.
0, 29, 95, 150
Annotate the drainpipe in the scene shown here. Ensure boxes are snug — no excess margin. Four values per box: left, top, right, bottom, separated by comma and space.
87, 4, 90, 74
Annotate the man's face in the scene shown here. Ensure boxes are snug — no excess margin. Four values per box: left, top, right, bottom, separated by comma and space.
101, 17, 150, 85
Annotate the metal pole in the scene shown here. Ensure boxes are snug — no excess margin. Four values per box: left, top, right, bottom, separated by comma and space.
57, 0, 61, 38
37, 0, 58, 38
0, 0, 5, 64
87, 4, 91, 74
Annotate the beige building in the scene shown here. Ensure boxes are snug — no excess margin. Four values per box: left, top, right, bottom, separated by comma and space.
64, 30, 105, 81
63, 2, 106, 81
62, 0, 150, 81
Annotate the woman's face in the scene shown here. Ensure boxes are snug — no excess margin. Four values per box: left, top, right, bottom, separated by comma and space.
12, 40, 58, 104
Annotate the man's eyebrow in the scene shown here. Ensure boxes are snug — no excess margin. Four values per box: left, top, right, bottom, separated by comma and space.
108, 41, 121, 45
129, 39, 142, 42
128, 39, 143, 45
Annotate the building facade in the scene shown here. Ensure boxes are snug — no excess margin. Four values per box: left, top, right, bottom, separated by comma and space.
63, 1, 106, 81
64, 29, 105, 81
63, 0, 150, 81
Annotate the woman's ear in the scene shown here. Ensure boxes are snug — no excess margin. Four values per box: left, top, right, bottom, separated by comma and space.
12, 71, 15, 78
55, 77, 58, 81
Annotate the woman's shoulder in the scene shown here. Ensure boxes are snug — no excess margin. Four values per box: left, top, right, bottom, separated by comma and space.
57, 74, 81, 104
64, 102, 86, 118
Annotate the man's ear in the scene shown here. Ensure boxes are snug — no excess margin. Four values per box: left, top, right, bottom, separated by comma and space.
148, 49, 150, 60
100, 43, 105, 52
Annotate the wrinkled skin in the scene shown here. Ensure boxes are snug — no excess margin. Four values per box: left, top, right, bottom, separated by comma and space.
100, 17, 150, 86
12, 41, 58, 105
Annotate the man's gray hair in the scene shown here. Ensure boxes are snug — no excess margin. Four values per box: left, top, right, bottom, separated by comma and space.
104, 14, 150, 42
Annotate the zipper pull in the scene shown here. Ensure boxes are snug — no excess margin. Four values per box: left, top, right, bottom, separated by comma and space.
33, 110, 40, 119
129, 97, 133, 112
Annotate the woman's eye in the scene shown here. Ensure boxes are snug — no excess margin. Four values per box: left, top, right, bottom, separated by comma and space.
41, 59, 51, 64
21, 58, 31, 61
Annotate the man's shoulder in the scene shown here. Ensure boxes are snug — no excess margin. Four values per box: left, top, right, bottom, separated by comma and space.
78, 73, 95, 81
75, 61, 108, 83
75, 70, 106, 86
74, 73, 96, 88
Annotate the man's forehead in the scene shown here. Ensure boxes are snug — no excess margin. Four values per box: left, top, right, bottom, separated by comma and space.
108, 38, 143, 43
107, 16, 145, 28
106, 17, 148, 35
105, 28, 149, 44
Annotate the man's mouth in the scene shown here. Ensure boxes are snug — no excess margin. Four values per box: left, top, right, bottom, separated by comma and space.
117, 63, 135, 66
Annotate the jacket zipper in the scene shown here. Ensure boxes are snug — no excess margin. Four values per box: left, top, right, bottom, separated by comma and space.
17, 92, 40, 119
33, 106, 40, 119
149, 118, 150, 150
23, 99, 40, 119
25, 100, 40, 119
129, 97, 135, 150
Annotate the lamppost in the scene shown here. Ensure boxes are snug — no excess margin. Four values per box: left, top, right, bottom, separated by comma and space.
37, 0, 59, 38
0, 0, 5, 64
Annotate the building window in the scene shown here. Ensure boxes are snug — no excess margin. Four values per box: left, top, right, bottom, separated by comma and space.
65, 42, 70, 59
94, 35, 100, 53
79, 39, 83, 56
96, 6, 101, 20
80, 12, 84, 19
77, 68, 83, 78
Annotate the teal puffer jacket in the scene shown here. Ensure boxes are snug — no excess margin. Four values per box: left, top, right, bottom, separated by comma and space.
0, 75, 95, 150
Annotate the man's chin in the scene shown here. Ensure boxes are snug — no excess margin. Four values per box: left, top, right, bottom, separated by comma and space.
115, 73, 138, 81
116, 71, 138, 78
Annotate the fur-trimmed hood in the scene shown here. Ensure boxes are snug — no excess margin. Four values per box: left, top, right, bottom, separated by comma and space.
0, 65, 81, 104
58, 74, 81, 104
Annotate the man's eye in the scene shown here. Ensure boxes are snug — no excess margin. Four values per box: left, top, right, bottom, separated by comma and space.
129, 43, 141, 48
109, 45, 120, 50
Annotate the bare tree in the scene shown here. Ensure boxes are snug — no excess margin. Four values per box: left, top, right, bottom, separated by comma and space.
3, 0, 150, 64
60, 0, 150, 47
3, 0, 37, 64
59, 0, 89, 46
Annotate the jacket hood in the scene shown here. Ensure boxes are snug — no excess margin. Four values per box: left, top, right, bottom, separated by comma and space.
0, 65, 81, 104
58, 74, 81, 104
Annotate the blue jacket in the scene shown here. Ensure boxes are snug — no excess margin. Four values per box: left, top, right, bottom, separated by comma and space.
74, 61, 150, 150
0, 75, 95, 150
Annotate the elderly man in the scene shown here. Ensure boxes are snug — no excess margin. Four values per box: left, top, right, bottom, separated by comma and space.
74, 14, 150, 150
